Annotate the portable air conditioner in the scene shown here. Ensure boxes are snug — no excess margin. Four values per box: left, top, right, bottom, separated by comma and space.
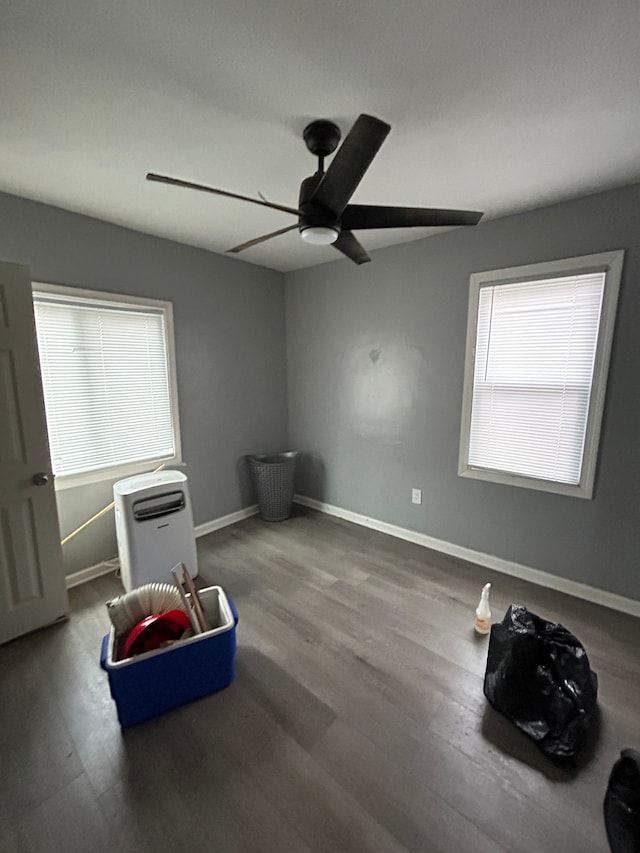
114, 470, 198, 592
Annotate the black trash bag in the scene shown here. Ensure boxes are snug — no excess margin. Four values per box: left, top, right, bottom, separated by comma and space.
483, 604, 598, 759
604, 749, 640, 853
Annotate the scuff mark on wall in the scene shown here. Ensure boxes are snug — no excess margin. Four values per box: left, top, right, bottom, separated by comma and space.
340, 342, 427, 444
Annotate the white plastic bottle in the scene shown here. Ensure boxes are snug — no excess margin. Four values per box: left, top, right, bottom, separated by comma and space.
474, 582, 492, 634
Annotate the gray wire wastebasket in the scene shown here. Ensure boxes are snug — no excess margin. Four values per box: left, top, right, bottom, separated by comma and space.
247, 451, 300, 521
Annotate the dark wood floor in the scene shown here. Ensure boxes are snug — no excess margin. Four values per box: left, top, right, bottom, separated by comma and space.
1, 508, 639, 852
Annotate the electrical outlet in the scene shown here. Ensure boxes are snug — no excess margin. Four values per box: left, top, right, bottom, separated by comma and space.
411, 488, 422, 505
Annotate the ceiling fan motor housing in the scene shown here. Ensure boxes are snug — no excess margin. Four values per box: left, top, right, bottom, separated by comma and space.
298, 172, 341, 239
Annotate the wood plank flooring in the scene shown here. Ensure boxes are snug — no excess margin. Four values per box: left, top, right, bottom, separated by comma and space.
1, 507, 638, 852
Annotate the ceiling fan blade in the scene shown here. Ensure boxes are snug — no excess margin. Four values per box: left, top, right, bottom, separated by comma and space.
227, 224, 298, 254
146, 173, 300, 216
342, 204, 484, 230
333, 230, 371, 265
310, 115, 391, 216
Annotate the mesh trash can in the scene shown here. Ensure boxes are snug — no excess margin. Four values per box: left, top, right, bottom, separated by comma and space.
247, 452, 300, 521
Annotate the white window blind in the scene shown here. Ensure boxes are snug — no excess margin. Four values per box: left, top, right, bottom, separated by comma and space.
467, 273, 605, 485
33, 291, 177, 478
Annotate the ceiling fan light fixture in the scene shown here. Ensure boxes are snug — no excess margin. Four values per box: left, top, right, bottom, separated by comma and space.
300, 225, 339, 245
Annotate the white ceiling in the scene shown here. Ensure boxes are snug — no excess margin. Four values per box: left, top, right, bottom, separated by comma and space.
2, 1, 640, 273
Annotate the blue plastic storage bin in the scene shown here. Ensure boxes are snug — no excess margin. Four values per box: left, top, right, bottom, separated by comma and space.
100, 586, 238, 727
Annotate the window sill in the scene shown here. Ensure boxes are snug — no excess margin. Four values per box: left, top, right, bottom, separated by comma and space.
458, 465, 592, 499
53, 457, 180, 492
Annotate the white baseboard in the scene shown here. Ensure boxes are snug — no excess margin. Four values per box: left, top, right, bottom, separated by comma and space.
66, 505, 259, 588
194, 504, 258, 538
294, 494, 640, 619
66, 557, 119, 589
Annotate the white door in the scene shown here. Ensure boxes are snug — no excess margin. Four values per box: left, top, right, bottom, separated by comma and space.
0, 260, 68, 644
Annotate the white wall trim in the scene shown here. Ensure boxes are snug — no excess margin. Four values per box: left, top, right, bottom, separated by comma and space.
194, 504, 259, 538
294, 494, 640, 619
66, 505, 259, 588
66, 558, 118, 589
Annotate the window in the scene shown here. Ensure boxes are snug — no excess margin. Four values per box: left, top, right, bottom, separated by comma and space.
458, 251, 623, 498
32, 284, 181, 487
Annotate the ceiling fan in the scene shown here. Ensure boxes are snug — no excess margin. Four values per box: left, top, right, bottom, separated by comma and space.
147, 114, 483, 265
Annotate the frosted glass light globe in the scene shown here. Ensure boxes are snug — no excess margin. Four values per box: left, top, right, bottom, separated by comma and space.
300, 226, 339, 245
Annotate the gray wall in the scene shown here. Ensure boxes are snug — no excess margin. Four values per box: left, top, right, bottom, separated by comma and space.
285, 183, 640, 602
0, 191, 288, 574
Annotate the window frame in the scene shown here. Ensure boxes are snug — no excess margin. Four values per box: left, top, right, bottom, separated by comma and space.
458, 250, 624, 499
32, 282, 182, 491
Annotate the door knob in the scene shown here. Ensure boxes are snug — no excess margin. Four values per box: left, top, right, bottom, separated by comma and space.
32, 472, 49, 486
